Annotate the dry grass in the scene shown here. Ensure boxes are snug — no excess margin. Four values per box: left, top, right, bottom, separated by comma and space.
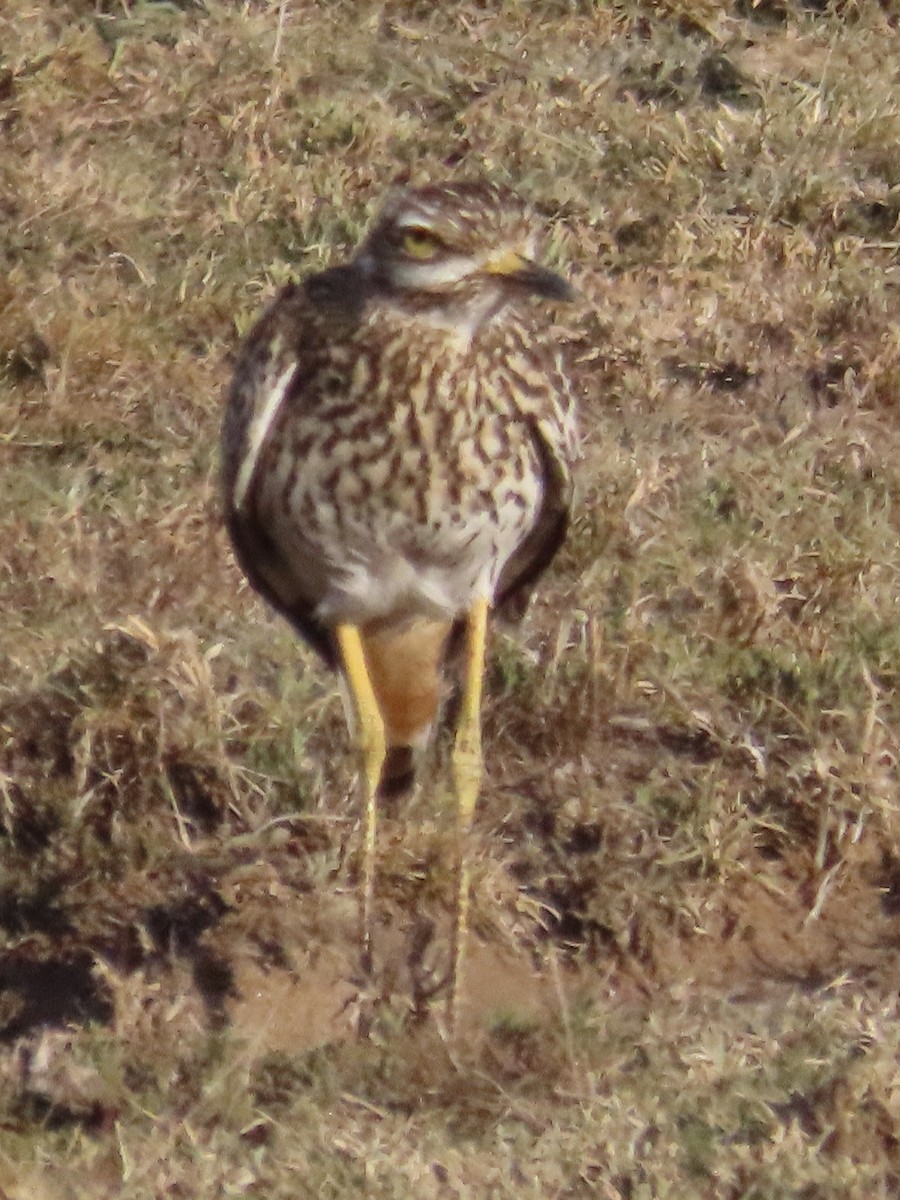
2, 0, 900, 1195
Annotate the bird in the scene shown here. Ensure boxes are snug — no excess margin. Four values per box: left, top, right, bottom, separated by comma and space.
221, 180, 579, 1027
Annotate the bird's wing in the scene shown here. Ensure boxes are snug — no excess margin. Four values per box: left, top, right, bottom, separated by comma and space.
490, 316, 579, 621
493, 412, 574, 621
222, 274, 364, 666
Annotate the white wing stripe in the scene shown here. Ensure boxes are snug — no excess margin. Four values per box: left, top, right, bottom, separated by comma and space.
233, 363, 296, 511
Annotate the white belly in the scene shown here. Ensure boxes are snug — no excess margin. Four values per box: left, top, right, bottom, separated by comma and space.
259, 478, 540, 629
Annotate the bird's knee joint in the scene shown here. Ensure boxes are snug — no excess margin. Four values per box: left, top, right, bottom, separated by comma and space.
358, 714, 386, 757
355, 712, 386, 791
452, 738, 482, 795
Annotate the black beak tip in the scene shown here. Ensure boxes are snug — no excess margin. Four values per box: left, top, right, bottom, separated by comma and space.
544, 273, 576, 303
516, 262, 576, 302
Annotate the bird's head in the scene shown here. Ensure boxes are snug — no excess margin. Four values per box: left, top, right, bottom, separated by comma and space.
353, 182, 573, 325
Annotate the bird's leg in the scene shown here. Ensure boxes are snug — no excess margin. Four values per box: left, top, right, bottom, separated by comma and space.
335, 623, 386, 982
448, 595, 489, 1030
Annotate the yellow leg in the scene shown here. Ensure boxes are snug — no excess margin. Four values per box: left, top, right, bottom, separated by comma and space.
449, 596, 489, 1030
336, 624, 386, 979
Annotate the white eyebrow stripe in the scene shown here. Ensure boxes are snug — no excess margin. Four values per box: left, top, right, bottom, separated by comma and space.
395, 204, 441, 228
233, 362, 296, 511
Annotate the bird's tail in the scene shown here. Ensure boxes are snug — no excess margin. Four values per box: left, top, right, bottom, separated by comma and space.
360, 617, 453, 799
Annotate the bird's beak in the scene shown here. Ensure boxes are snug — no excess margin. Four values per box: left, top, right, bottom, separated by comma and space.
483, 249, 575, 301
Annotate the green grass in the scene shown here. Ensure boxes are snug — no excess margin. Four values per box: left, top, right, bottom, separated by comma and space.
2, 0, 900, 1195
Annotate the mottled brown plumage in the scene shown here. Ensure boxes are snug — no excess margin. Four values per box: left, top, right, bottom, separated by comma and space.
222, 181, 578, 1019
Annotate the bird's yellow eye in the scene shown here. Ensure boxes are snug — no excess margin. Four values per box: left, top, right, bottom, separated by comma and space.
401, 228, 440, 260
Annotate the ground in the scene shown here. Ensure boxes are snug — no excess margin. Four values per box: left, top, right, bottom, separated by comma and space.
2, 1, 900, 1196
